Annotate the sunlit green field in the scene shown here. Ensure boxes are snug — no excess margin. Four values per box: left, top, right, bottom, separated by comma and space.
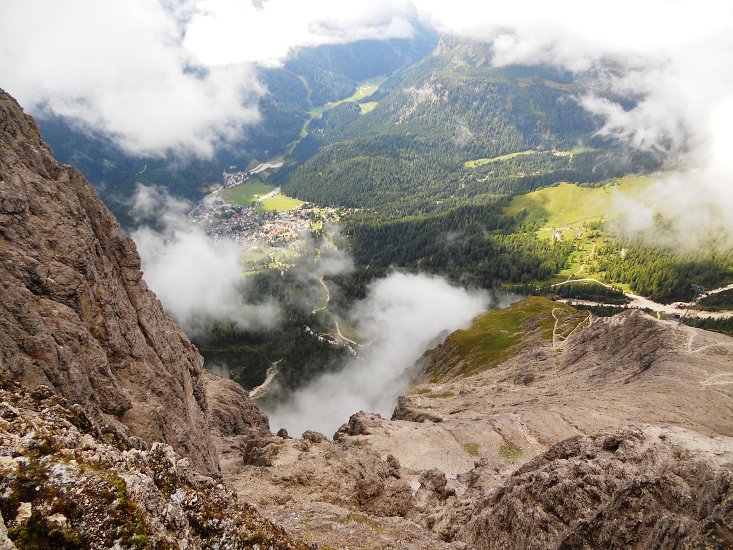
464, 150, 538, 168
221, 182, 274, 206
258, 193, 304, 211
464, 147, 600, 169
359, 101, 378, 115
309, 76, 386, 116
505, 176, 653, 227
504, 176, 654, 286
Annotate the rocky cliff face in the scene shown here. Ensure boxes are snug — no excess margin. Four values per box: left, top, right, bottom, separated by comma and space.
224, 299, 733, 548
0, 89, 267, 474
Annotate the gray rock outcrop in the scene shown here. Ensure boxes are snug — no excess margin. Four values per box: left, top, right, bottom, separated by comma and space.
0, 383, 306, 548
459, 427, 733, 549
0, 89, 264, 474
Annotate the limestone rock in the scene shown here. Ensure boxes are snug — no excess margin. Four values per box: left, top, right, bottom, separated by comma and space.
0, 89, 264, 474
0, 384, 308, 549
0, 513, 15, 550
392, 396, 443, 423
203, 370, 269, 438
228, 433, 414, 519
334, 411, 384, 440
458, 427, 733, 549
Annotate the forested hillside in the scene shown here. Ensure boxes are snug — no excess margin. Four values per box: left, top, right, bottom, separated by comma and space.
280, 38, 659, 216
35, 33, 730, 341
265, 38, 674, 301
36, 33, 437, 223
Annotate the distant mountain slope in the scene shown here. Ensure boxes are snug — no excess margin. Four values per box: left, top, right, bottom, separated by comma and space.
35, 33, 438, 224
285, 29, 438, 106
281, 37, 658, 213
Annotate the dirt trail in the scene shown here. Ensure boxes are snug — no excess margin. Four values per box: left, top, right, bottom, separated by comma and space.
552, 307, 592, 349
249, 360, 282, 399
312, 276, 329, 314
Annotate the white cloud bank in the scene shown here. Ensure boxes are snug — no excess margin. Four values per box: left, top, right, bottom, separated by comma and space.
183, 0, 417, 66
2, 0, 730, 161
0, 0, 264, 157
414, 0, 733, 248
267, 272, 491, 437
130, 185, 279, 336
0, 0, 415, 157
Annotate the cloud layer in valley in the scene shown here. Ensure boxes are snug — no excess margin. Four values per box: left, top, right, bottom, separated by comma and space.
130, 184, 279, 336
267, 272, 492, 437
0, 0, 415, 157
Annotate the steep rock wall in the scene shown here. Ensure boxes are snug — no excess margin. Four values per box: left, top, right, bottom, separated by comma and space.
0, 89, 267, 473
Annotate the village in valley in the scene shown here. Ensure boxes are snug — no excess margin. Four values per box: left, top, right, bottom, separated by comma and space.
189, 162, 345, 270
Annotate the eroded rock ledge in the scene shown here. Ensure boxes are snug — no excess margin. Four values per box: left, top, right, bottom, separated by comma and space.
0, 383, 308, 549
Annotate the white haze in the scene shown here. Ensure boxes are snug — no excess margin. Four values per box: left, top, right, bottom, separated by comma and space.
267, 273, 490, 437
130, 185, 279, 336
418, 0, 733, 249
0, 0, 262, 157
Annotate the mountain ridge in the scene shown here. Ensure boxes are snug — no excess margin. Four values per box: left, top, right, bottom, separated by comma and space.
224, 298, 733, 548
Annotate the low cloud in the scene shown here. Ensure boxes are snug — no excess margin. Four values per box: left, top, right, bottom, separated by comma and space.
609, 102, 733, 250
314, 224, 355, 277
183, 0, 417, 66
0, 0, 262, 158
130, 184, 279, 337
404, 85, 436, 103
416, 0, 733, 248
267, 272, 491, 437
0, 0, 415, 158
453, 123, 474, 148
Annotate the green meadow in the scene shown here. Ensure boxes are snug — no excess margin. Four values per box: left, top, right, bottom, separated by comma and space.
221, 182, 274, 206
257, 193, 304, 212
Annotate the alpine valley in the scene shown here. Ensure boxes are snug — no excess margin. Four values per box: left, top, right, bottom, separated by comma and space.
1, 22, 732, 550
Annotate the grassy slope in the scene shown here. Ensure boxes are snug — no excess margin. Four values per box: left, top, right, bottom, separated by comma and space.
359, 102, 378, 115
309, 76, 386, 116
504, 176, 652, 227
502, 176, 653, 286
464, 150, 538, 168
430, 297, 586, 381
258, 193, 304, 211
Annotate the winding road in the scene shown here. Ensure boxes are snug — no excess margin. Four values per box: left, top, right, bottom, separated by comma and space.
312, 276, 329, 314
553, 278, 733, 319
312, 276, 372, 348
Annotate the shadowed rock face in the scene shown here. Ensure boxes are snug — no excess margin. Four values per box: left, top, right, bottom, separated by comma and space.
0, 89, 267, 473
